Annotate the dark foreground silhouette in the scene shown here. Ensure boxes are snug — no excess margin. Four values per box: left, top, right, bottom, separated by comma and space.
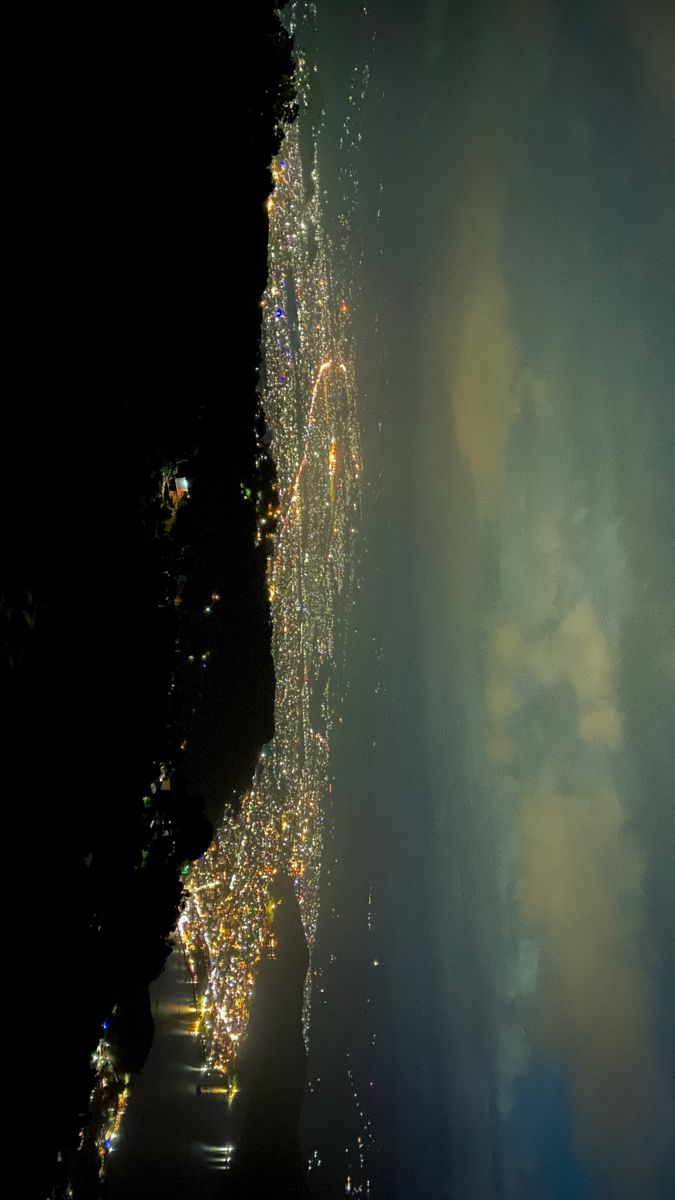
7, 6, 294, 1195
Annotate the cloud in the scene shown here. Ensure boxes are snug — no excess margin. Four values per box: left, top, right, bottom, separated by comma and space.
556, 600, 622, 746
487, 733, 515, 766
486, 674, 518, 722
488, 599, 622, 751
492, 622, 525, 666
448, 194, 519, 518
532, 512, 560, 556
517, 765, 671, 1198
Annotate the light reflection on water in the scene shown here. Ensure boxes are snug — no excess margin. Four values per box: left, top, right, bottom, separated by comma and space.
105, 946, 241, 1195
194, 1142, 236, 1171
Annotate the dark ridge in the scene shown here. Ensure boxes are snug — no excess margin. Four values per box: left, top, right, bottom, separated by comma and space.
5, 5, 295, 1196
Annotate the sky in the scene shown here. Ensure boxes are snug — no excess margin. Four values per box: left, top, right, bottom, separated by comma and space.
305, 1, 675, 1196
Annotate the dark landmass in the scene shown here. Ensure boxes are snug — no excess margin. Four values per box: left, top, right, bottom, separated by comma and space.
5, 6, 295, 1196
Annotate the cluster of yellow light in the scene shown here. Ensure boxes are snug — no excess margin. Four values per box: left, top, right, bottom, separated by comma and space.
81, 1035, 132, 1175
180, 110, 362, 1082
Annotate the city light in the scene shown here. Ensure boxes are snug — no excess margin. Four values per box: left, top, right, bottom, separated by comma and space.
180, 111, 362, 1082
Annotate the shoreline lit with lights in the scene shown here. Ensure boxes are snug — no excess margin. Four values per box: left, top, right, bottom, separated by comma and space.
180, 90, 362, 1084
